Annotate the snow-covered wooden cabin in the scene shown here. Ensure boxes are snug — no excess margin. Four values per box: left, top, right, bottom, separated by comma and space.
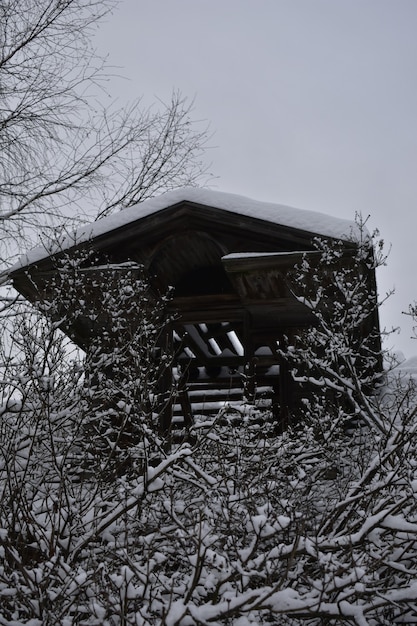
9, 189, 380, 431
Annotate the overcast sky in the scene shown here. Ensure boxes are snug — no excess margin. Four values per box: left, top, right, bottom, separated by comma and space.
95, 0, 417, 358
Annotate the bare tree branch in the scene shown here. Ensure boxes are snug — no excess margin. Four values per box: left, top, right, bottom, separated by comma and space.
0, 0, 210, 269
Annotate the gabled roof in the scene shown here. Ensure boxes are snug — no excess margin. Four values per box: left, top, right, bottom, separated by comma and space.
10, 188, 359, 272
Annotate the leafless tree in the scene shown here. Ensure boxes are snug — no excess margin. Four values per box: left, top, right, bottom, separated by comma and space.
0, 0, 209, 271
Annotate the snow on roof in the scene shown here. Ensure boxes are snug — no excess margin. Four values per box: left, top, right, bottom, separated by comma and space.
11, 188, 360, 271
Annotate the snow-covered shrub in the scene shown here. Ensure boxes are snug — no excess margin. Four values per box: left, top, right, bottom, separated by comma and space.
35, 256, 176, 480
2, 230, 417, 624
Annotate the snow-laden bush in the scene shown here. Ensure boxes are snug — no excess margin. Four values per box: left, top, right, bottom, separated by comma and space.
2, 233, 417, 625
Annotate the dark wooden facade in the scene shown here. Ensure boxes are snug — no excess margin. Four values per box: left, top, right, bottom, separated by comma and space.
10, 192, 380, 430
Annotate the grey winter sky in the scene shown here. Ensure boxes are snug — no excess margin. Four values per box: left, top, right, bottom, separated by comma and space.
95, 0, 417, 358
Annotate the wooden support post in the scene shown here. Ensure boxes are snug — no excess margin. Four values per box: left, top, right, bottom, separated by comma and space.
177, 362, 194, 429
243, 312, 256, 402
277, 332, 293, 429
157, 324, 174, 438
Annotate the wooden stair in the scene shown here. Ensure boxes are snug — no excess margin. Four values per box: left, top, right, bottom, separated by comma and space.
170, 365, 278, 437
